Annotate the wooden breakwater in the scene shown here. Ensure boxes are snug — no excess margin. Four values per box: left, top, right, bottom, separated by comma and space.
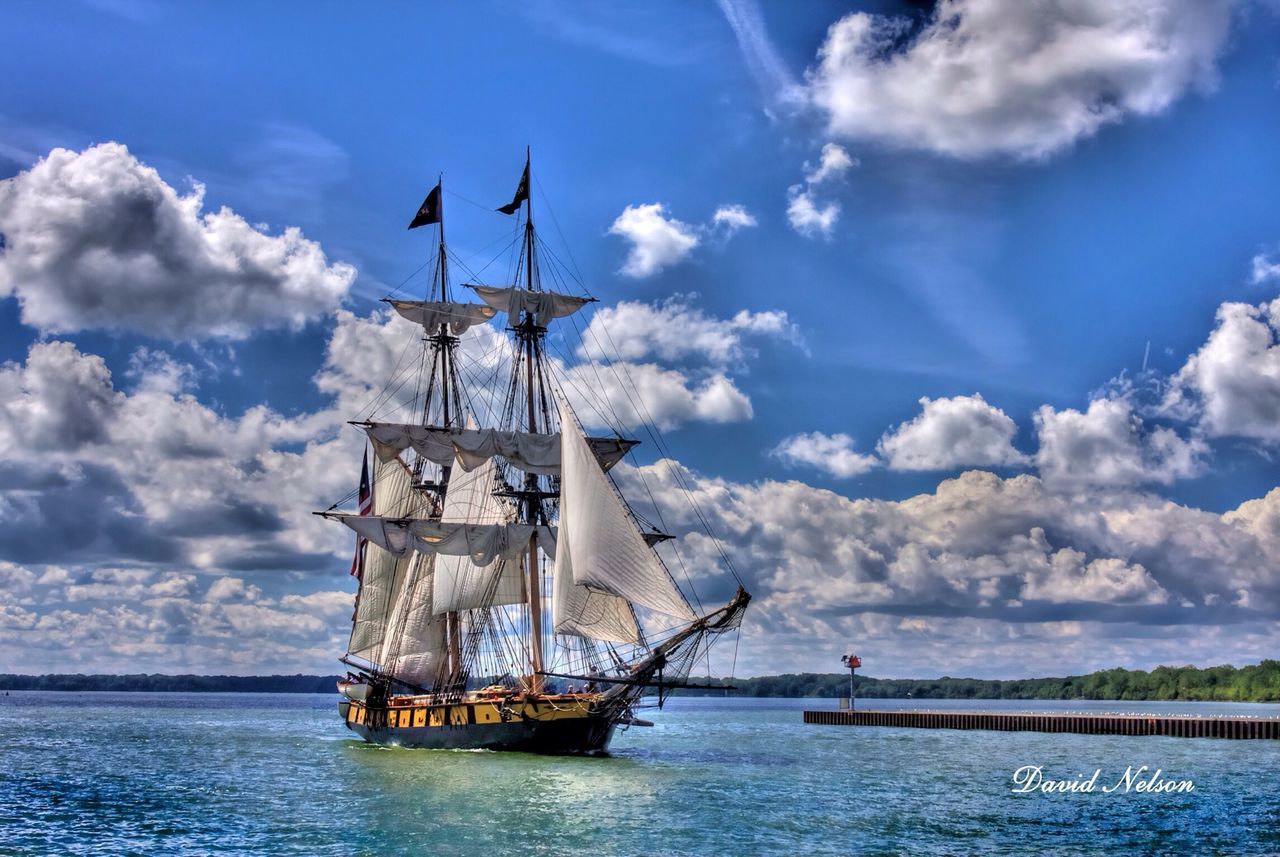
803, 708, 1280, 739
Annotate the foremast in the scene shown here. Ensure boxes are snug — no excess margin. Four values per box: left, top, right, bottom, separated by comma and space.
514, 156, 547, 692
418, 175, 464, 690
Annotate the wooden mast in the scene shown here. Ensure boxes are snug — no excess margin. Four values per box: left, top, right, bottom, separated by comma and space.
429, 175, 462, 688
520, 149, 545, 692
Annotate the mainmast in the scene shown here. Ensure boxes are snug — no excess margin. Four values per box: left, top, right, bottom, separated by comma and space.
430, 176, 464, 689
516, 148, 546, 691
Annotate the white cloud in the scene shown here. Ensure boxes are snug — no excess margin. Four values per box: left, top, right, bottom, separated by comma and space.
564, 296, 802, 431
0, 338, 356, 570
805, 142, 856, 185
710, 204, 758, 236
319, 304, 761, 434
609, 202, 758, 276
126, 347, 198, 396
564, 362, 752, 431
0, 561, 354, 673
878, 394, 1029, 471
206, 576, 263, 603
806, 0, 1235, 160
786, 187, 840, 238
0, 142, 355, 338
1034, 398, 1206, 488
786, 142, 854, 238
577, 296, 798, 366
615, 462, 1280, 674
772, 431, 877, 478
1162, 297, 1280, 442
1252, 253, 1280, 285
608, 203, 700, 278
1018, 539, 1167, 606
0, 293, 784, 672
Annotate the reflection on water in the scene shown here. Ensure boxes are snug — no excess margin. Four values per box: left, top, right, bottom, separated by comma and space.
2, 692, 1278, 855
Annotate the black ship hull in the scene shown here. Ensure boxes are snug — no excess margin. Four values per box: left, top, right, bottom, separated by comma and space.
347, 716, 616, 754
339, 697, 618, 755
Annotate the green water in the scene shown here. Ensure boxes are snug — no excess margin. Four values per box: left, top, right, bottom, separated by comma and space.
2, 693, 1278, 855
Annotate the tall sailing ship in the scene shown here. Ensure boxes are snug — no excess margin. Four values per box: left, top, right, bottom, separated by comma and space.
319, 153, 750, 754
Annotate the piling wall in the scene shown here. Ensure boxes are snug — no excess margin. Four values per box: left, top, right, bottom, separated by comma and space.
801, 709, 1280, 739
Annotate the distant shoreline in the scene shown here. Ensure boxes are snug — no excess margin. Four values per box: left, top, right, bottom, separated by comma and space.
3, 662, 1278, 701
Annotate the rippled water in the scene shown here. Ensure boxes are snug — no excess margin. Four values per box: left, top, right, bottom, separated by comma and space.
2, 692, 1278, 855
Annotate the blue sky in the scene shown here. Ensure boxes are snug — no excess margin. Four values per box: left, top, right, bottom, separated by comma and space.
3, 0, 1280, 678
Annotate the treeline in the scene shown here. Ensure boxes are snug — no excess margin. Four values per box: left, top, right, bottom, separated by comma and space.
0, 674, 341, 693
4, 662, 1280, 700
680, 661, 1280, 702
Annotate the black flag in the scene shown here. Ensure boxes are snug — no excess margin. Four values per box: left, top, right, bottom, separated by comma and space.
408, 182, 442, 229
496, 158, 529, 215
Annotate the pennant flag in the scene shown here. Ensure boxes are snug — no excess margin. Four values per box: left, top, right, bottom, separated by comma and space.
349, 449, 373, 578
408, 182, 442, 229
496, 157, 530, 215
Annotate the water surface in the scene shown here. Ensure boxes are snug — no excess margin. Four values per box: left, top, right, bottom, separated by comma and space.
2, 693, 1276, 855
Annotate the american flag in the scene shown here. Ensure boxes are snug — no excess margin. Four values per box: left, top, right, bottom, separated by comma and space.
349, 449, 372, 579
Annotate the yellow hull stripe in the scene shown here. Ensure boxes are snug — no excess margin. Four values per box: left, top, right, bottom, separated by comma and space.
346, 699, 596, 729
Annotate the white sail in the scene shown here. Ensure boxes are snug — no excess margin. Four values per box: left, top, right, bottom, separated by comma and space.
362, 423, 635, 475
336, 514, 556, 565
387, 299, 496, 335
377, 551, 446, 686
556, 398, 695, 620
468, 284, 592, 326
375, 460, 444, 685
552, 536, 641, 644
347, 455, 416, 663
432, 458, 525, 614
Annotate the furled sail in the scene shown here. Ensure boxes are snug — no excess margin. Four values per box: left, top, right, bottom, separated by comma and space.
360, 423, 636, 475
336, 514, 556, 565
432, 458, 525, 614
386, 299, 496, 335
555, 399, 695, 620
467, 284, 592, 326
347, 455, 416, 663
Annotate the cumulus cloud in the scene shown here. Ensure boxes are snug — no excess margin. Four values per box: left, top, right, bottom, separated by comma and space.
564, 362, 752, 431
0, 565, 352, 674
806, 0, 1235, 160
320, 302, 764, 434
206, 576, 263, 603
0, 338, 355, 570
710, 204, 758, 236
772, 431, 877, 478
1034, 398, 1206, 488
5, 300, 1279, 674
1162, 297, 1280, 443
878, 394, 1028, 471
1017, 538, 1167, 606
609, 203, 700, 277
617, 462, 1280, 674
577, 295, 799, 366
0, 282, 796, 671
1252, 253, 1280, 285
786, 142, 854, 238
805, 142, 856, 184
786, 190, 841, 238
126, 347, 199, 396
0, 142, 355, 338
609, 202, 758, 277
